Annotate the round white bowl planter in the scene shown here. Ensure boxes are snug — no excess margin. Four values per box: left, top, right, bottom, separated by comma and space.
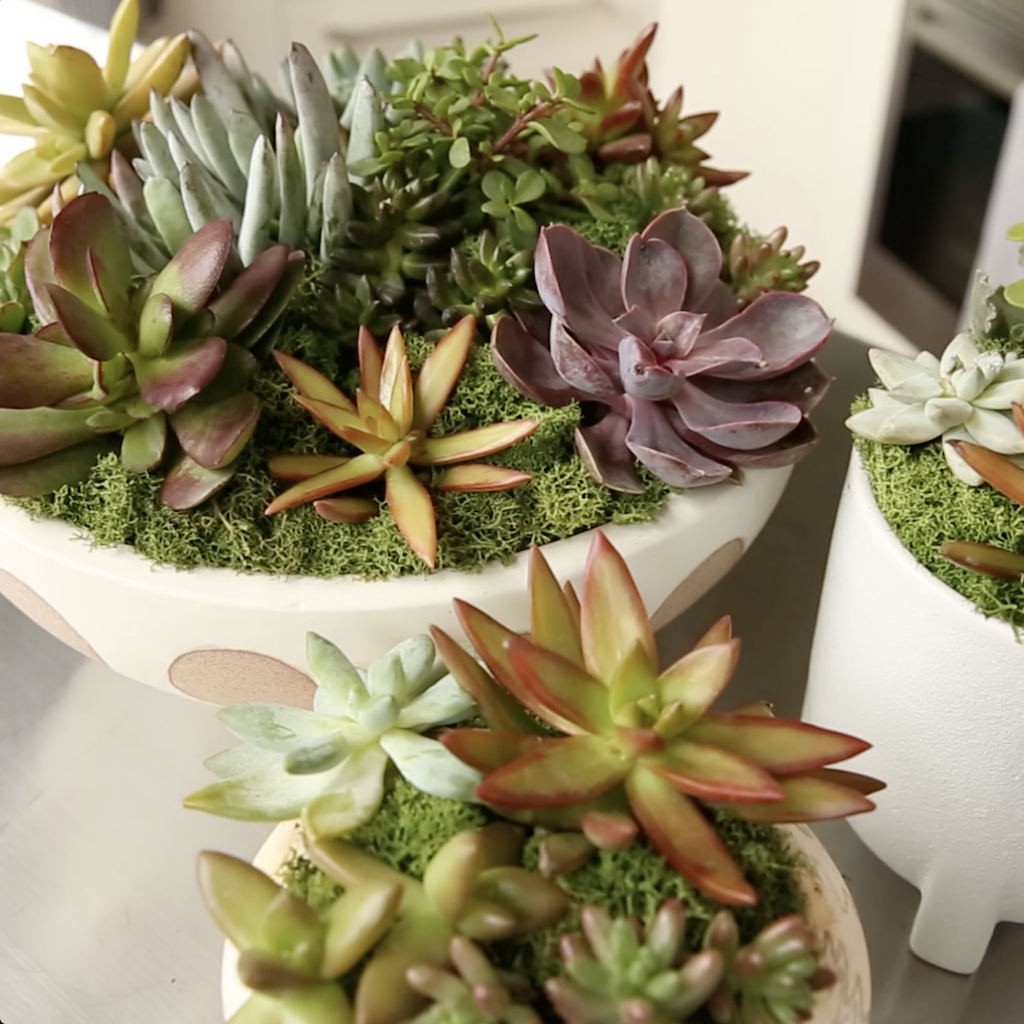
803, 452, 1024, 975
221, 820, 871, 1024
0, 466, 790, 705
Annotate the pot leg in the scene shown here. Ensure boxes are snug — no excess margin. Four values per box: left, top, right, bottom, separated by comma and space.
909, 866, 1000, 974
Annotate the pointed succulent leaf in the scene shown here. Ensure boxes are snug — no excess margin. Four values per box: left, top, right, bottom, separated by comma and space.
268, 453, 349, 481
434, 464, 533, 492
159, 453, 235, 509
385, 464, 438, 567
504, 634, 614, 736
940, 540, 1024, 579
575, 416, 644, 494
795, 767, 886, 796
645, 739, 784, 803
625, 765, 757, 906
441, 729, 546, 774
171, 391, 260, 469
321, 880, 403, 978
948, 440, 1024, 504
581, 530, 656, 684
413, 315, 477, 431
46, 283, 131, 360
724, 774, 877, 824
234, 950, 321, 994
476, 735, 630, 809
150, 219, 233, 317
685, 714, 871, 774
528, 546, 585, 667
579, 811, 639, 851
132, 335, 227, 412
211, 246, 291, 340
378, 730, 483, 802
314, 497, 378, 523
273, 350, 354, 410
0, 437, 113, 496
0, 332, 94, 408
466, 865, 571, 939
608, 643, 658, 724
453, 599, 581, 734
656, 639, 741, 733
430, 627, 541, 735
417, 420, 539, 466
265, 452, 384, 514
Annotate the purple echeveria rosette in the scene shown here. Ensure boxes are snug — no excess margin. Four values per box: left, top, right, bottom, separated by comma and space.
491, 209, 833, 491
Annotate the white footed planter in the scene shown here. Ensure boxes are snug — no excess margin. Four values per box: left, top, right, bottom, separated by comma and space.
0, 466, 790, 704
221, 820, 871, 1024
803, 452, 1024, 974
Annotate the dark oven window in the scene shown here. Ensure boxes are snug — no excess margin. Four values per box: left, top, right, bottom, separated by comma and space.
880, 44, 1010, 307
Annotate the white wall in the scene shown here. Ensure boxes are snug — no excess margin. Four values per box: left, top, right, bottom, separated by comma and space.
652, 0, 913, 353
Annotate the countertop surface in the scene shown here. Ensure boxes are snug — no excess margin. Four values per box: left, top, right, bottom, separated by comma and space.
2, 335, 1023, 1024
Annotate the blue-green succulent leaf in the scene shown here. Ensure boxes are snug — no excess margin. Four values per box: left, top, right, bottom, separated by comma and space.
378, 729, 483, 802
396, 675, 475, 731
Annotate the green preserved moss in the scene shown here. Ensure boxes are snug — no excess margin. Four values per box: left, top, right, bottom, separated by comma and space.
853, 393, 1024, 630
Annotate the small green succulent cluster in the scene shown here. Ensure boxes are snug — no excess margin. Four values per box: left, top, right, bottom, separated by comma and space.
547, 900, 834, 1024
0, 206, 39, 332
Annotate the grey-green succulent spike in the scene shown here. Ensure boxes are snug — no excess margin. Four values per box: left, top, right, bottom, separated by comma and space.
81, 34, 358, 269
407, 936, 541, 1024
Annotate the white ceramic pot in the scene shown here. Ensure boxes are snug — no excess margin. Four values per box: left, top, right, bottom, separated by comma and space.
803, 451, 1024, 974
221, 819, 871, 1024
0, 467, 790, 704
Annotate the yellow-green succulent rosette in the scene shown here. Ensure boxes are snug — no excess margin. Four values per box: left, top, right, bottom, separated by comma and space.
0, 0, 192, 224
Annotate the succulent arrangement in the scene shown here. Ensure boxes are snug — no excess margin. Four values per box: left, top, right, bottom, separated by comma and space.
848, 223, 1024, 622
190, 531, 879, 1023
0, 10, 835, 579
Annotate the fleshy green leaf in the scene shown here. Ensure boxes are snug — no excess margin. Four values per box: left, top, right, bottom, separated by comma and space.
417, 419, 539, 465
656, 640, 741, 731
0, 332, 94, 408
0, 437, 112, 496
265, 452, 383, 514
150, 218, 233, 317
413, 315, 475, 432
378, 729, 483, 801
385, 464, 437, 568
132, 336, 227, 413
171, 391, 260, 469
724, 774, 877, 824
645, 739, 784, 803
527, 546, 585, 667
159, 453, 235, 509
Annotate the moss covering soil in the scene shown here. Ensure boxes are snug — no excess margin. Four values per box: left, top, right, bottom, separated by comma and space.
280, 777, 806, 1002
13, 313, 669, 580
853, 395, 1024, 630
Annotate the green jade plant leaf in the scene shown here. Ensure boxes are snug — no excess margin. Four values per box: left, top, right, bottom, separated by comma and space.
185, 632, 482, 841
436, 533, 884, 906
265, 315, 539, 567
303, 822, 569, 1024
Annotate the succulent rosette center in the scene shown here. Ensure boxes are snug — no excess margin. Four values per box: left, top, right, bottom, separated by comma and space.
437, 532, 883, 907
493, 208, 832, 492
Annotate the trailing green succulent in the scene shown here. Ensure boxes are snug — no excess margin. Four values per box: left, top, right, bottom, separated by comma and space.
266, 316, 539, 566
0, 0, 193, 225
407, 936, 541, 1024
303, 823, 569, 1024
0, 207, 39, 332
437, 533, 883, 905
185, 631, 481, 840
702, 911, 835, 1024
0, 193, 303, 507
198, 849, 403, 1024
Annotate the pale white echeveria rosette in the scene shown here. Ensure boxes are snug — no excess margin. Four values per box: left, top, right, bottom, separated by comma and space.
846, 332, 1024, 485
184, 633, 482, 840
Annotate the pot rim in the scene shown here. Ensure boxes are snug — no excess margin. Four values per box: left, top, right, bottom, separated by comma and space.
219, 818, 871, 1024
0, 466, 791, 609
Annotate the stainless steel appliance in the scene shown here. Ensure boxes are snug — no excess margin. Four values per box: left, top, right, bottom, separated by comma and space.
858, 0, 1024, 352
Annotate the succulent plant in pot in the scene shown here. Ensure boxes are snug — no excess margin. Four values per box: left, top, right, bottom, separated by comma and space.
802, 228, 1024, 975
0, 14, 830, 698
188, 530, 875, 1024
